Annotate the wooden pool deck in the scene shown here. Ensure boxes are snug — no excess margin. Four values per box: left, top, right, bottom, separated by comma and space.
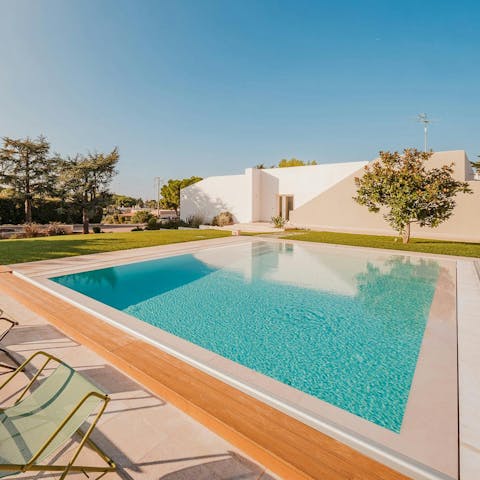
0, 268, 409, 480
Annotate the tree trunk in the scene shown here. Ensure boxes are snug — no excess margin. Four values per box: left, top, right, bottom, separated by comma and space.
402, 222, 411, 243
82, 207, 89, 234
24, 196, 32, 224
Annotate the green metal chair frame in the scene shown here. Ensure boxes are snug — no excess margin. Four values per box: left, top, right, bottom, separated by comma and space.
0, 351, 116, 479
0, 316, 19, 372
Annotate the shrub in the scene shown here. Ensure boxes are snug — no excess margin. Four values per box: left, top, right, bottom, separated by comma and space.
211, 211, 234, 227
92, 226, 102, 233
131, 210, 154, 223
160, 219, 179, 229
46, 222, 68, 236
145, 217, 160, 230
102, 214, 125, 224
131, 226, 143, 231
186, 214, 205, 228
23, 223, 44, 238
271, 216, 286, 228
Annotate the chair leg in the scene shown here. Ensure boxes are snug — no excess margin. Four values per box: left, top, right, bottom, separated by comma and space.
0, 362, 17, 374
0, 347, 20, 372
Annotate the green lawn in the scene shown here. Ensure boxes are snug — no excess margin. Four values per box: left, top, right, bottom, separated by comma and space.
280, 230, 480, 258
0, 229, 230, 264
3, 228, 478, 265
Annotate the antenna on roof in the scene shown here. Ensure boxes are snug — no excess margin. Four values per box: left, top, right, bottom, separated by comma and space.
416, 113, 433, 152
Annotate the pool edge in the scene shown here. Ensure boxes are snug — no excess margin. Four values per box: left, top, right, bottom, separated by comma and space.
7, 240, 459, 480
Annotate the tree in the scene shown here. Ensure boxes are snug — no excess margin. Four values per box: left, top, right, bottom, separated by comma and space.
277, 158, 317, 168
60, 149, 119, 234
354, 149, 471, 243
160, 176, 202, 214
111, 194, 140, 208
131, 210, 154, 223
144, 199, 157, 209
0, 136, 58, 223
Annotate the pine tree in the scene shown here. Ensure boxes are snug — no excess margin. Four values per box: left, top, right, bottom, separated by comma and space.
0, 136, 57, 222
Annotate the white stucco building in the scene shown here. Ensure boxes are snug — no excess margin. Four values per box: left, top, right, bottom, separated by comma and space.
180, 161, 368, 224
180, 151, 480, 242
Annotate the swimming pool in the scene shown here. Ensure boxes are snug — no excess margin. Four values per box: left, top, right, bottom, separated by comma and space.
50, 241, 440, 433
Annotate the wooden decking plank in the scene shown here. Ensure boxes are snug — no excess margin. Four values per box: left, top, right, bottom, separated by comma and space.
117, 340, 405, 480
115, 342, 364, 480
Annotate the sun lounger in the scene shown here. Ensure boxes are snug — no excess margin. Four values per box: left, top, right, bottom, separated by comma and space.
0, 351, 116, 479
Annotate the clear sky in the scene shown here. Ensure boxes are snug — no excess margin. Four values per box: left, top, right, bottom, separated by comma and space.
0, 0, 478, 198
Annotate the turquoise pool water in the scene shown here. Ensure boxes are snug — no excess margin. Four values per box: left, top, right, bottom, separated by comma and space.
51, 241, 440, 432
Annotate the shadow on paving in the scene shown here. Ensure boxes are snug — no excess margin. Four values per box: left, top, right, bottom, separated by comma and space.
156, 451, 276, 480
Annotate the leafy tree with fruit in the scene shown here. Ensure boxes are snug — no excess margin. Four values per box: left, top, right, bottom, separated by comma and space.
354, 149, 471, 243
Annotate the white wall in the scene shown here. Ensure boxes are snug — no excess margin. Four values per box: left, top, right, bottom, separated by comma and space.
251, 168, 263, 222
180, 161, 368, 224
258, 161, 368, 221
180, 172, 253, 223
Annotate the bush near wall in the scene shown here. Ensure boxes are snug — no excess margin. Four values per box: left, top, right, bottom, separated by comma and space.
212, 211, 234, 227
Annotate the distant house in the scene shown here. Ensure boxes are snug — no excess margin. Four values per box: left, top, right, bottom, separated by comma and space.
180, 150, 480, 242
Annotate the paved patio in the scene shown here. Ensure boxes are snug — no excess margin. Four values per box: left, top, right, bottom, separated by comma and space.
0, 290, 278, 480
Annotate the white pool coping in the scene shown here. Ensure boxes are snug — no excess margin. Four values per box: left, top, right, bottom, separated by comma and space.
10, 236, 473, 480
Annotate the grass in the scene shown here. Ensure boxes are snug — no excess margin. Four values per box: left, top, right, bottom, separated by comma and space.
0, 229, 230, 264
3, 227, 478, 264
280, 230, 480, 258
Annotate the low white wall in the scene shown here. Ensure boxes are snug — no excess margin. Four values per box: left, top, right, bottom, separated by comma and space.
180, 173, 253, 223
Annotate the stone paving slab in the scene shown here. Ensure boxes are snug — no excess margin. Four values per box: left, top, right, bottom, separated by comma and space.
457, 260, 480, 480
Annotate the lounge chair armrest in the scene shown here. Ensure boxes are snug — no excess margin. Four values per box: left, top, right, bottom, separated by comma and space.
0, 317, 18, 343
0, 351, 61, 403
0, 317, 18, 328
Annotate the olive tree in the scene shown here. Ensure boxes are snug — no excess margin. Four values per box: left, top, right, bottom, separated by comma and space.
354, 149, 471, 243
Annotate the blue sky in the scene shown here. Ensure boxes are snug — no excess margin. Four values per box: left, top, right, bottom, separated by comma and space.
0, 0, 478, 198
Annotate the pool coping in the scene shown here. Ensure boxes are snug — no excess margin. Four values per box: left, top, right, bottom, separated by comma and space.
9, 236, 462, 480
